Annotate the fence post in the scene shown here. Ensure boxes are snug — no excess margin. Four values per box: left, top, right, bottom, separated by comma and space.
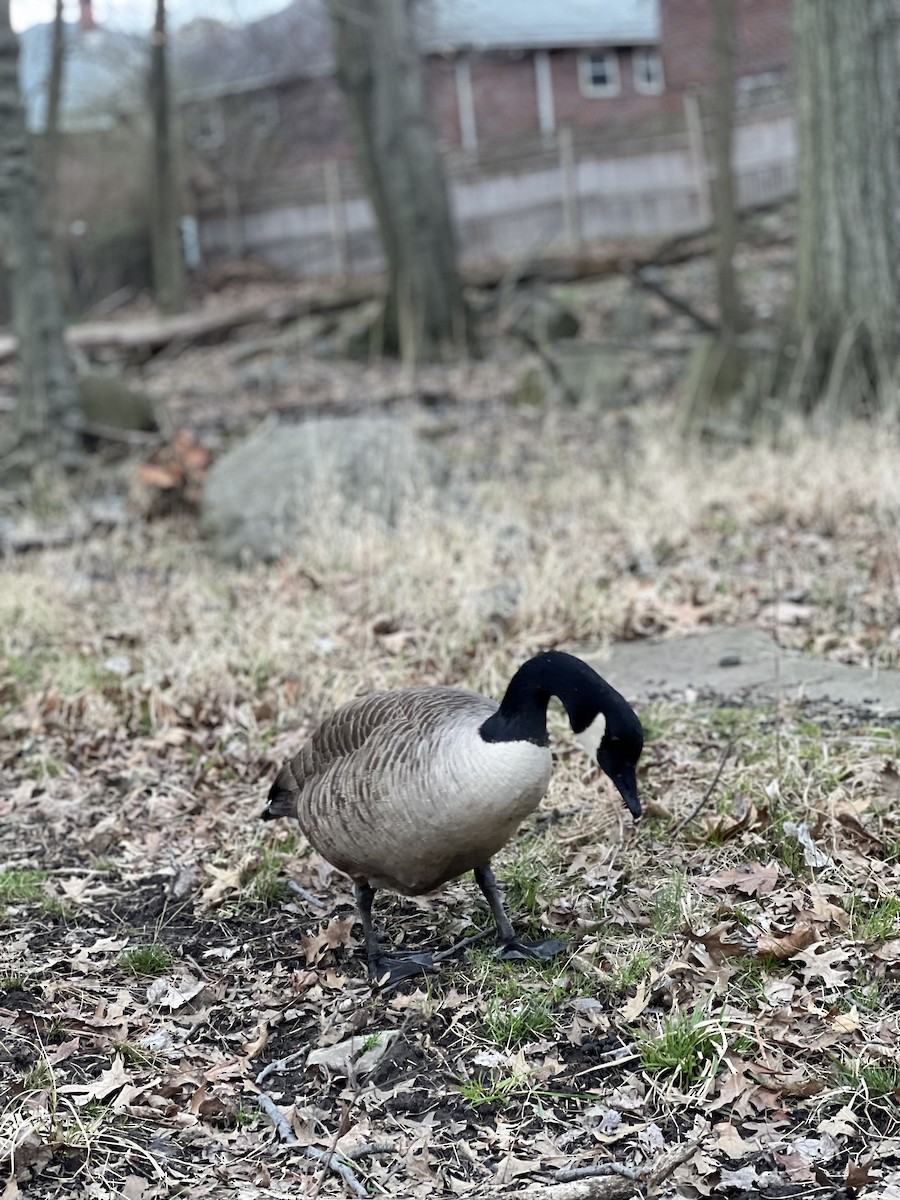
684, 90, 712, 227
325, 157, 348, 277
223, 182, 244, 258
559, 123, 581, 250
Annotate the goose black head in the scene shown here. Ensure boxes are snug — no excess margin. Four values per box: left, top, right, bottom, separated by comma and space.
480, 650, 644, 818
574, 696, 643, 820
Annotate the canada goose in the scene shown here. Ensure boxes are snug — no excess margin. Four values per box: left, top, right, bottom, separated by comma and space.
263, 650, 643, 985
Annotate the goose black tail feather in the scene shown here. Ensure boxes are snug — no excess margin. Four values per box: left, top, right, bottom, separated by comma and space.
260, 763, 298, 821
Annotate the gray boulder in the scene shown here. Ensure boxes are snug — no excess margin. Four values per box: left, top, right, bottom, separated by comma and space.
202, 416, 449, 562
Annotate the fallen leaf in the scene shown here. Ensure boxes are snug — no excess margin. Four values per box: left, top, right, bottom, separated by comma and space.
700, 862, 779, 898
795, 944, 851, 989
830, 1005, 860, 1034
197, 858, 251, 909
762, 979, 795, 1006
844, 1158, 880, 1189
146, 973, 208, 1010
58, 1053, 132, 1106
710, 1122, 760, 1159
783, 821, 833, 868
300, 914, 358, 965
618, 978, 649, 1021
307, 1030, 399, 1076
694, 921, 749, 961
756, 920, 817, 961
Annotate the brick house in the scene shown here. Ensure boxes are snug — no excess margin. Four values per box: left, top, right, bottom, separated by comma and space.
177, 0, 791, 177
176, 0, 794, 273
420, 0, 791, 152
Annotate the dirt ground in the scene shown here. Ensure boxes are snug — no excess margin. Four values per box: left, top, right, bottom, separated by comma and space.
3, 247, 900, 1198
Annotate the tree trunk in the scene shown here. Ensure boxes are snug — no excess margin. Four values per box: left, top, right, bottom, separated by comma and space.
680, 0, 745, 437
327, 0, 469, 361
44, 0, 65, 204
0, 0, 80, 473
791, 0, 900, 415
149, 0, 186, 315
710, 0, 741, 340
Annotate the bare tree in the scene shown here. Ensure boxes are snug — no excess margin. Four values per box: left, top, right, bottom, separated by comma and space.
0, 0, 80, 474
791, 0, 900, 415
44, 0, 66, 200
149, 0, 186, 314
327, 0, 469, 361
710, 0, 741, 340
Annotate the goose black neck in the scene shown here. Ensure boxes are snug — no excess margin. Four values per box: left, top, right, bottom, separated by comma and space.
480, 651, 621, 745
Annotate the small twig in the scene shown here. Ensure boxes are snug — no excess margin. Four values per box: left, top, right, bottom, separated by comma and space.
555, 1164, 639, 1183
341, 1142, 394, 1160
671, 738, 735, 836
255, 1049, 308, 1087
432, 925, 493, 961
287, 880, 329, 909
256, 1092, 370, 1198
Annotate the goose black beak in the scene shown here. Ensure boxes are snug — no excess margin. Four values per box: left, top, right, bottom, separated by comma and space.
612, 763, 641, 820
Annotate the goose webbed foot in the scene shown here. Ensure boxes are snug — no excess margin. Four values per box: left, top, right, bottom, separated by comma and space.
496, 935, 566, 962
368, 951, 436, 989
354, 882, 436, 989
473, 864, 565, 964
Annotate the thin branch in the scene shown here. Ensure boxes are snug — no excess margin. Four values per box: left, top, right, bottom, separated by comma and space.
432, 925, 493, 961
287, 880, 329, 909
671, 738, 735, 836
634, 267, 718, 333
255, 1049, 308, 1086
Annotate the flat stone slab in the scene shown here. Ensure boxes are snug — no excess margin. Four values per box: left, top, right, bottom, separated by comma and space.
591, 628, 900, 716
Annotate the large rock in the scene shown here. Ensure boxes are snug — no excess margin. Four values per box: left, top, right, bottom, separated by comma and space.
202, 416, 449, 562
507, 293, 580, 343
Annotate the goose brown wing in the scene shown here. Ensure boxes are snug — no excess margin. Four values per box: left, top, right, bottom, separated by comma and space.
264, 686, 495, 819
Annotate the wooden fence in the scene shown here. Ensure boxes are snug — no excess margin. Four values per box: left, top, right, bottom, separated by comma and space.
196, 104, 796, 277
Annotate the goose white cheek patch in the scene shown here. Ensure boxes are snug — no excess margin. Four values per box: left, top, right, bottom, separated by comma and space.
575, 712, 606, 760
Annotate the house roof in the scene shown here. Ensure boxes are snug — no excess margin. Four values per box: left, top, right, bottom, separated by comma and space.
419, 0, 660, 52
173, 0, 661, 104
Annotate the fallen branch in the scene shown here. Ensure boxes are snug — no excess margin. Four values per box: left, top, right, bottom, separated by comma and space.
255, 1091, 370, 1198
633, 267, 718, 333
490, 1142, 697, 1199
555, 1164, 639, 1183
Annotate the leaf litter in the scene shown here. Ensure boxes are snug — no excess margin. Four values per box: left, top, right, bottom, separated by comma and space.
2, 283, 900, 1195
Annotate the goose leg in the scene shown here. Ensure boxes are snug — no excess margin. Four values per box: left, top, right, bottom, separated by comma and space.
354, 883, 435, 987
473, 865, 565, 962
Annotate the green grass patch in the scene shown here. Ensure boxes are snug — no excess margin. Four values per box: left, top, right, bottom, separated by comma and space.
648, 872, 687, 934
239, 837, 302, 908
844, 895, 900, 943
119, 943, 174, 978
0, 867, 50, 910
836, 1059, 900, 1101
637, 1006, 726, 1087
482, 993, 555, 1047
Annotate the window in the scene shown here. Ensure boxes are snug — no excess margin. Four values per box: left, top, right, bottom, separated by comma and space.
578, 49, 621, 98
249, 90, 280, 136
183, 102, 225, 150
633, 47, 665, 95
